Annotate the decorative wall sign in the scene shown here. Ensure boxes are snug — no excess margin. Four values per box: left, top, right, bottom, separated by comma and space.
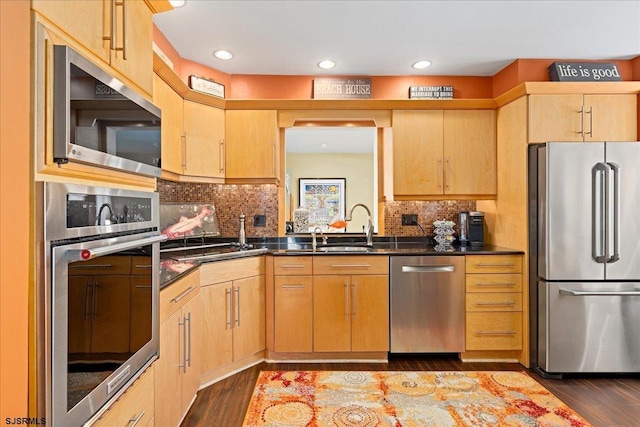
299, 178, 346, 232
313, 78, 372, 99
548, 62, 621, 82
409, 85, 454, 99
189, 75, 225, 98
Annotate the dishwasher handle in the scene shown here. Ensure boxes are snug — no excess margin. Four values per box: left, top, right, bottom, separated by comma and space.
401, 265, 455, 273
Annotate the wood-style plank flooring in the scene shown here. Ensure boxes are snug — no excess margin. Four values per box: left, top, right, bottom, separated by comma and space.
181, 354, 640, 427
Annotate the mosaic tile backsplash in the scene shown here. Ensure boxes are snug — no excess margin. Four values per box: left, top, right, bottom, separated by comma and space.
158, 179, 476, 237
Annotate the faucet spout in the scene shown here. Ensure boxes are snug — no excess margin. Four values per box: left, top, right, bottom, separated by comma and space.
311, 227, 326, 251
345, 203, 373, 246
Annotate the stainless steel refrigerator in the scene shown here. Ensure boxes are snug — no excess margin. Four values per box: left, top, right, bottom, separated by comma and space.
529, 142, 640, 376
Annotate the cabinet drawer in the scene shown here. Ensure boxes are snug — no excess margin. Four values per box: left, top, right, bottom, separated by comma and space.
466, 293, 522, 312
466, 312, 522, 350
160, 269, 200, 322
465, 255, 522, 274
68, 255, 132, 276
466, 274, 522, 292
313, 256, 389, 275
200, 256, 264, 285
274, 256, 313, 275
93, 364, 154, 427
131, 255, 153, 276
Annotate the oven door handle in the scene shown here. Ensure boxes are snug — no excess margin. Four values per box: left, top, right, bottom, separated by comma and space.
66, 235, 167, 262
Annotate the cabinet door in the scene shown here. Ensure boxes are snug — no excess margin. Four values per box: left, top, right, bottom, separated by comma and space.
109, 0, 153, 94
32, 0, 110, 64
528, 94, 584, 142
130, 276, 152, 351
183, 101, 224, 178
200, 282, 233, 373
274, 276, 313, 353
584, 94, 637, 141
392, 110, 444, 196
443, 110, 496, 195
68, 276, 92, 354
91, 276, 131, 353
180, 296, 201, 415
155, 310, 183, 427
313, 275, 351, 352
351, 275, 389, 352
233, 275, 265, 360
225, 110, 278, 179
153, 73, 184, 175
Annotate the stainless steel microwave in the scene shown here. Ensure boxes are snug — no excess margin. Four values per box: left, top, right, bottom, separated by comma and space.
53, 45, 162, 177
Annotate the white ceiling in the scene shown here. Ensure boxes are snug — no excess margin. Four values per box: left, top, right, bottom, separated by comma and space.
153, 0, 640, 77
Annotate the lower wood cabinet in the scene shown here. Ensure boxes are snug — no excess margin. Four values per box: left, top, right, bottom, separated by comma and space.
155, 269, 201, 427
199, 257, 265, 384
465, 254, 523, 351
92, 364, 154, 427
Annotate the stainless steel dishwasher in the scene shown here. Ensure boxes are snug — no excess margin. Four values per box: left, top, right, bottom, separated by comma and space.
390, 256, 465, 353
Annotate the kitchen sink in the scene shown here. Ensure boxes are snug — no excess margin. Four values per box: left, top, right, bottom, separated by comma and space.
285, 245, 375, 254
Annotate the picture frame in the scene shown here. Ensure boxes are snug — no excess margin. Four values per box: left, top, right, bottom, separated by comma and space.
299, 178, 346, 232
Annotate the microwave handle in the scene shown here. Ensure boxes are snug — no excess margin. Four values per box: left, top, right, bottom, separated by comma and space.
66, 234, 167, 262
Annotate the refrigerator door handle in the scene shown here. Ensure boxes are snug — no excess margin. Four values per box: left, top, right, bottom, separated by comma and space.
607, 162, 620, 263
592, 162, 609, 263
559, 288, 640, 296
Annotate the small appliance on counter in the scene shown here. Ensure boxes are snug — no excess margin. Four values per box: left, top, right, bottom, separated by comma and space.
468, 211, 485, 246
458, 211, 469, 246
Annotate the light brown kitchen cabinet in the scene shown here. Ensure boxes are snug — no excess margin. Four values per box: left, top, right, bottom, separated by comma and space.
32, 0, 158, 95
528, 94, 637, 143
91, 364, 154, 427
183, 100, 225, 178
225, 110, 279, 182
393, 109, 496, 198
465, 255, 523, 351
199, 257, 265, 384
312, 256, 389, 353
155, 269, 200, 427
153, 73, 184, 175
273, 256, 314, 353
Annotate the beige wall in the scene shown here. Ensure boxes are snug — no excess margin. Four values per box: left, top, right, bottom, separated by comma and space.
287, 153, 375, 233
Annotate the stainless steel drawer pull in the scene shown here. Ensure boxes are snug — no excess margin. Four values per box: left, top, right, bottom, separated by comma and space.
331, 264, 372, 268
280, 264, 306, 269
129, 411, 145, 427
171, 285, 196, 303
476, 301, 516, 306
70, 264, 113, 269
402, 265, 454, 273
135, 285, 152, 289
476, 282, 516, 287
135, 264, 153, 268
476, 330, 516, 335
560, 289, 640, 296
475, 263, 515, 267
280, 284, 305, 289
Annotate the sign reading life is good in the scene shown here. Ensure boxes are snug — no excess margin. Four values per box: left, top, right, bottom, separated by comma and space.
313, 78, 372, 99
189, 75, 225, 98
548, 62, 622, 82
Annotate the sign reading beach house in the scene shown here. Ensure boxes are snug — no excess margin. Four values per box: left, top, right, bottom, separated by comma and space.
409, 85, 454, 99
548, 62, 621, 82
313, 78, 372, 99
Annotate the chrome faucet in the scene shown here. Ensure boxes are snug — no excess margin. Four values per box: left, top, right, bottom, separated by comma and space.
311, 227, 327, 251
345, 203, 373, 246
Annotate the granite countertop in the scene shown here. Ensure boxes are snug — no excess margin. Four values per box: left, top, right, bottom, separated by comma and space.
159, 236, 524, 289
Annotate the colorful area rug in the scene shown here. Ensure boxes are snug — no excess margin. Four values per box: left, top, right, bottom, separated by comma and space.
242, 371, 592, 426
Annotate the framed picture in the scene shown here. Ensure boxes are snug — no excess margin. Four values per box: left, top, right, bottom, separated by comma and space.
299, 178, 346, 232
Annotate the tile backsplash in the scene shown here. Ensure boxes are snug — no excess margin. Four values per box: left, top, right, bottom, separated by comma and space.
158, 179, 476, 237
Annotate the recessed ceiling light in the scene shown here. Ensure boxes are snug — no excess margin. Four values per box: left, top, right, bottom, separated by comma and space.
318, 60, 336, 70
214, 50, 234, 60
412, 60, 432, 70
169, 0, 185, 7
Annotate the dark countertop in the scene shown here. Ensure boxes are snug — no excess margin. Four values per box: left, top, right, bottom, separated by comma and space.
159, 236, 524, 289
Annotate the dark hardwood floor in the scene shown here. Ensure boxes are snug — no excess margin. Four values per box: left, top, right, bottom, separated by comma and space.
181, 354, 640, 427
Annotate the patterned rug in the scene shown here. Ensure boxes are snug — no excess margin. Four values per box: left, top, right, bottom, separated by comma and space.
242, 371, 592, 427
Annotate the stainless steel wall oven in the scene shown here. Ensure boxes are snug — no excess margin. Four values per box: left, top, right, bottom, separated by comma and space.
40, 183, 165, 426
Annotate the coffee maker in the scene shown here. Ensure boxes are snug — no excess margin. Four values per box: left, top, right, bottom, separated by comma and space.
469, 211, 485, 246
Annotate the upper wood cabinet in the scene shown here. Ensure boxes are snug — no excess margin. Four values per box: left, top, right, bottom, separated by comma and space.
153, 74, 226, 179
393, 109, 496, 199
32, 0, 157, 95
528, 94, 637, 143
225, 110, 279, 183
